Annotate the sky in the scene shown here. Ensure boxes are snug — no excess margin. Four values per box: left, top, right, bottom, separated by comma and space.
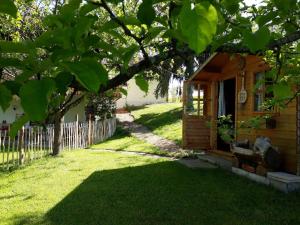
244, 0, 263, 6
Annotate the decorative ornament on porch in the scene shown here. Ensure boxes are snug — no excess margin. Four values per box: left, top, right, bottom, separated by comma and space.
238, 71, 247, 104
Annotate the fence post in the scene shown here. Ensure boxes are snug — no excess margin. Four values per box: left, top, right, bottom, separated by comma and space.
18, 126, 25, 165
61, 117, 64, 151
76, 114, 79, 149
88, 114, 92, 146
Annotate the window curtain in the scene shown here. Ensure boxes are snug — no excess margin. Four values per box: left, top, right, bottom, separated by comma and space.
218, 81, 226, 117
254, 72, 264, 111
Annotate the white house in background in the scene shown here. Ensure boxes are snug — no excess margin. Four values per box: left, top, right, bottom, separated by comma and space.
0, 96, 86, 126
0, 79, 166, 126
116, 79, 166, 109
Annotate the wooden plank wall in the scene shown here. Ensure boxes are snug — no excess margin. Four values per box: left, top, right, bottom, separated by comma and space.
222, 56, 298, 174
297, 95, 300, 175
182, 115, 211, 149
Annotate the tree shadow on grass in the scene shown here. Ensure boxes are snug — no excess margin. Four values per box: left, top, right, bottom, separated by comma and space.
134, 108, 182, 130
39, 161, 300, 225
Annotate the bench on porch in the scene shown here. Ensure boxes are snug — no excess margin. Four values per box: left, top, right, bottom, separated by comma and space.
231, 137, 281, 176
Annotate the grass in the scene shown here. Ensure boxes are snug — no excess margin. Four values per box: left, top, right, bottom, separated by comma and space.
1, 149, 300, 225
91, 127, 168, 156
130, 103, 183, 145
0, 149, 49, 172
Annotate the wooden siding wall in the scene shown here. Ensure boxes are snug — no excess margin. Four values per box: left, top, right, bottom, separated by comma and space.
184, 54, 298, 173
182, 115, 211, 149
182, 81, 211, 150
223, 56, 297, 174
297, 95, 300, 175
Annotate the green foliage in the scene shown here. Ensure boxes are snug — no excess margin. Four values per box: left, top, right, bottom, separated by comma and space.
273, 82, 293, 100
0, 0, 299, 136
135, 74, 149, 94
0, 0, 17, 18
54, 72, 74, 94
63, 58, 108, 92
217, 115, 234, 143
0, 84, 12, 111
122, 44, 139, 69
9, 114, 29, 137
19, 79, 55, 121
86, 92, 116, 120
179, 1, 218, 54
137, 0, 156, 26
223, 0, 240, 14
243, 26, 271, 53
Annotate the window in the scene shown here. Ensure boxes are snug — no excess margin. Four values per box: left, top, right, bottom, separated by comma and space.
185, 82, 206, 116
254, 72, 274, 112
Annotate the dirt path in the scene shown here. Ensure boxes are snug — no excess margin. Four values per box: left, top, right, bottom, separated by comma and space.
117, 113, 181, 152
116, 113, 218, 169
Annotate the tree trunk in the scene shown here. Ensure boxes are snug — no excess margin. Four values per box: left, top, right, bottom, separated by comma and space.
52, 114, 63, 156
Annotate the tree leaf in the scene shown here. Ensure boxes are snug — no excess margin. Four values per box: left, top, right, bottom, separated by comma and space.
0, 84, 12, 111
20, 79, 55, 121
243, 26, 270, 53
135, 75, 149, 94
137, 0, 156, 26
273, 83, 293, 100
179, 1, 218, 54
0, 57, 22, 69
3, 81, 21, 95
119, 16, 142, 26
0, 0, 17, 18
223, 0, 240, 14
63, 58, 108, 92
296, 43, 300, 52
122, 45, 139, 69
55, 72, 74, 94
118, 87, 127, 96
79, 2, 98, 16
0, 41, 34, 54
144, 27, 165, 43
9, 114, 29, 138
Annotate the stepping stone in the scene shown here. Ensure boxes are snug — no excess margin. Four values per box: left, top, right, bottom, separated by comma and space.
197, 154, 232, 171
267, 172, 300, 193
178, 159, 217, 169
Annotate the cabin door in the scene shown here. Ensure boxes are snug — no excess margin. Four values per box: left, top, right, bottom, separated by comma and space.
217, 78, 236, 151
182, 81, 211, 149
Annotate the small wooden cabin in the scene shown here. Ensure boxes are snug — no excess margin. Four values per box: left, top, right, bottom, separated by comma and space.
182, 53, 299, 174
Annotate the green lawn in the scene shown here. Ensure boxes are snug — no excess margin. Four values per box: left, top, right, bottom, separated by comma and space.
130, 103, 183, 145
1, 149, 300, 225
92, 127, 168, 156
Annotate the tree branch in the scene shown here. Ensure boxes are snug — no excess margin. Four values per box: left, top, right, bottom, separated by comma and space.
59, 88, 77, 111
99, 48, 177, 93
216, 30, 300, 53
61, 95, 85, 116
92, 0, 149, 60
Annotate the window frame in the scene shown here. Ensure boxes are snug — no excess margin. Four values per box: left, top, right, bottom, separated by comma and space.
252, 71, 279, 115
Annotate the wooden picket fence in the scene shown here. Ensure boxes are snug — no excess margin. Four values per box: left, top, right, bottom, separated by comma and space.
0, 117, 116, 171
